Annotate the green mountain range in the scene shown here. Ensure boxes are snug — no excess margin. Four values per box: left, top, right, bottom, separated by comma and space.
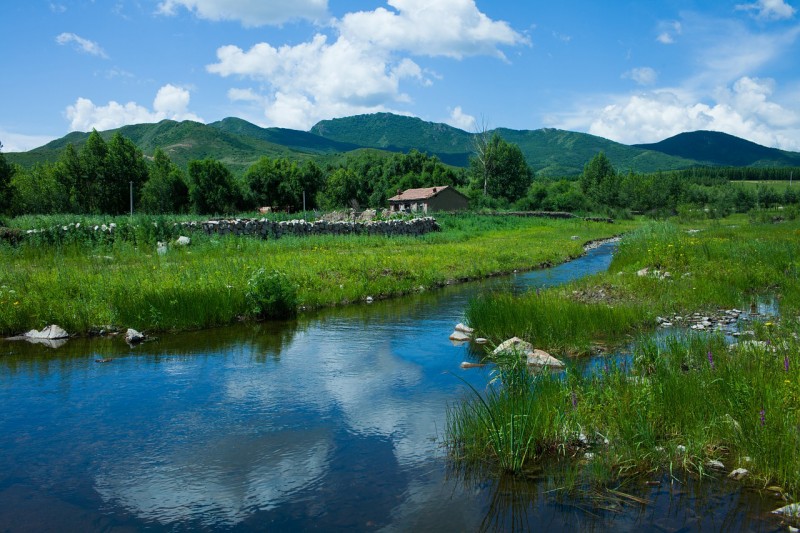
7, 112, 800, 176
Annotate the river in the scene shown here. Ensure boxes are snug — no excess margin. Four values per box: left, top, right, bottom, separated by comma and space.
0, 242, 786, 531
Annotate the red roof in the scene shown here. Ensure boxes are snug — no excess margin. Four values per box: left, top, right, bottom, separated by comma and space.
388, 186, 451, 202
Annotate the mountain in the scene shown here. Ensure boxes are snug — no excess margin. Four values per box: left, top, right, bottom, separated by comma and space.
634, 130, 800, 167
7, 113, 800, 177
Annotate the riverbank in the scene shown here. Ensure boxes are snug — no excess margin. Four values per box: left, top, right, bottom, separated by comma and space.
0, 214, 636, 337
449, 216, 800, 498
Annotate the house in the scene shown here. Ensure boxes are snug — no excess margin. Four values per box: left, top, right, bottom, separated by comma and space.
388, 186, 468, 214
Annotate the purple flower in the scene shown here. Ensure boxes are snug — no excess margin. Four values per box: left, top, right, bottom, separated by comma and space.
571, 391, 578, 409
707, 350, 715, 370
760, 407, 766, 427
785, 355, 790, 372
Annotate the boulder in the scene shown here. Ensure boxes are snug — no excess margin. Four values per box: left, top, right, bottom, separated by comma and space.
492, 337, 533, 356
492, 337, 565, 369
728, 468, 749, 480
705, 459, 725, 470
772, 503, 800, 518
175, 236, 191, 246
526, 349, 565, 369
24, 324, 69, 340
125, 328, 146, 344
460, 362, 486, 369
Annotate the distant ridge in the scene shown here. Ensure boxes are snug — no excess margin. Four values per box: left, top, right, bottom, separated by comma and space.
634, 130, 800, 167
7, 113, 800, 176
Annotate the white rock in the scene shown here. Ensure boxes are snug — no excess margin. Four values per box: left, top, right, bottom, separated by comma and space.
460, 362, 486, 369
728, 468, 749, 480
475, 338, 488, 344
125, 328, 146, 344
772, 503, 800, 518
584, 452, 595, 460
637, 268, 649, 277
365, 296, 374, 303
493, 337, 534, 356
24, 325, 69, 340
175, 236, 191, 246
706, 460, 725, 470
455, 323, 474, 334
449, 331, 470, 342
526, 349, 565, 369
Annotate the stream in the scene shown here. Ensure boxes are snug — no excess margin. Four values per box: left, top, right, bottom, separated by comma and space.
0, 242, 788, 531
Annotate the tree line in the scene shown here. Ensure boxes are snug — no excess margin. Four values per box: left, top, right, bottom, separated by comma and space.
1, 130, 799, 219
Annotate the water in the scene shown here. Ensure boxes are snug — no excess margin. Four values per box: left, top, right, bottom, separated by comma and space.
0, 242, 787, 531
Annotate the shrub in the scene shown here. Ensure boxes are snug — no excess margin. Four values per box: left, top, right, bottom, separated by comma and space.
245, 269, 298, 319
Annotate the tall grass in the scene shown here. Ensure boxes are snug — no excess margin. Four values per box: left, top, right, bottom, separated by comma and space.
0, 214, 635, 335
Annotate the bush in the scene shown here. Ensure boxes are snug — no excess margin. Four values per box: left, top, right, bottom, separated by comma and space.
245, 269, 298, 319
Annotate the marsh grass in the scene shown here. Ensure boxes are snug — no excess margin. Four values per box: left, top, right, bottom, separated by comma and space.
449, 217, 800, 493
0, 214, 634, 335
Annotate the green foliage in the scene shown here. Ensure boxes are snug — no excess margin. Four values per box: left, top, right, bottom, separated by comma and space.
244, 157, 324, 211
9, 164, 68, 215
0, 147, 15, 215
140, 148, 189, 214
245, 269, 298, 319
470, 134, 533, 202
102, 132, 149, 215
188, 158, 241, 215
580, 152, 620, 207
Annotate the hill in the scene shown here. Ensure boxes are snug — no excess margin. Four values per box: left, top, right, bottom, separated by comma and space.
7, 113, 800, 177
634, 130, 800, 167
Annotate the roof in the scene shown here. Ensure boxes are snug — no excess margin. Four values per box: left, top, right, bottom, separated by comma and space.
388, 186, 457, 202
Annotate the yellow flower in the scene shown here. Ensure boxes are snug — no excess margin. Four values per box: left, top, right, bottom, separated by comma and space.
13, 301, 19, 305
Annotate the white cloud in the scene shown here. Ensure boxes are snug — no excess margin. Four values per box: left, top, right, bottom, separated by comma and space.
0, 130, 57, 152
207, 0, 526, 129
656, 21, 682, 44
56, 32, 109, 58
735, 0, 796, 20
338, 0, 529, 60
557, 77, 800, 150
65, 84, 203, 131
445, 106, 476, 131
622, 67, 658, 86
50, 3, 66, 13
156, 0, 328, 27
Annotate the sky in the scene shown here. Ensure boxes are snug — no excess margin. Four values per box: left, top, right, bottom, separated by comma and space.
1, 0, 800, 153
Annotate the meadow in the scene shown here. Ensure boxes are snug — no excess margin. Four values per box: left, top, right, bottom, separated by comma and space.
449, 216, 800, 495
0, 213, 634, 336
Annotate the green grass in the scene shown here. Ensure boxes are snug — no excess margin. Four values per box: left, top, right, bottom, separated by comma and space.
0, 213, 635, 335
448, 216, 800, 494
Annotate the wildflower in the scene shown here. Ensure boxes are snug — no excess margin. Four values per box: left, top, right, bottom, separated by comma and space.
760, 407, 766, 427
571, 391, 578, 409
785, 355, 790, 372
707, 350, 714, 370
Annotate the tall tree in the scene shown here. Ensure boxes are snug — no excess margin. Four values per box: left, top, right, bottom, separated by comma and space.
140, 148, 189, 214
53, 143, 83, 213
188, 159, 240, 215
0, 142, 15, 215
469, 133, 532, 202
102, 132, 149, 214
78, 129, 107, 213
580, 152, 619, 207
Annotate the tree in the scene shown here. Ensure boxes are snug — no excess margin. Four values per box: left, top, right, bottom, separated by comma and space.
469, 133, 532, 203
140, 148, 189, 214
10, 163, 67, 215
188, 159, 240, 215
53, 143, 83, 213
78, 129, 108, 213
0, 142, 15, 215
580, 152, 619, 207
102, 132, 148, 214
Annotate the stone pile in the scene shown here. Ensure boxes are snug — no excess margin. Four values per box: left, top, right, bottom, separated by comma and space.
194, 217, 440, 238
655, 308, 750, 333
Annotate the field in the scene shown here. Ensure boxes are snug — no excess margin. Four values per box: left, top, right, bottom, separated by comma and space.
0, 213, 634, 336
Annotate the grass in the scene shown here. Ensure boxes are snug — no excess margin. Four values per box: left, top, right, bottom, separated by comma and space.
448, 215, 800, 495
0, 213, 635, 335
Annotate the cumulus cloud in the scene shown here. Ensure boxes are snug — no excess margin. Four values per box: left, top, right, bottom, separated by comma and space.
735, 0, 796, 20
56, 32, 108, 58
65, 84, 203, 131
156, 0, 328, 27
573, 77, 800, 150
622, 67, 658, 86
445, 106, 476, 131
208, 0, 526, 129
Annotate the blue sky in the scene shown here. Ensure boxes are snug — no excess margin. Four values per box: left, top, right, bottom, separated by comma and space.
1, 0, 799, 152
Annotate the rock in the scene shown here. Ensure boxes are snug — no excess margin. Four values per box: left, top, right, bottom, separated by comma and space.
772, 503, 800, 518
571, 235, 580, 240
460, 362, 486, 369
156, 242, 168, 255
475, 338, 488, 344
637, 268, 649, 277
25, 324, 69, 340
706, 459, 725, 470
449, 331, 471, 342
526, 349, 565, 369
584, 452, 595, 460
175, 236, 191, 246
365, 296, 374, 303
728, 468, 749, 480
455, 323, 474, 334
125, 328, 145, 344
95, 358, 113, 363
493, 337, 534, 356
